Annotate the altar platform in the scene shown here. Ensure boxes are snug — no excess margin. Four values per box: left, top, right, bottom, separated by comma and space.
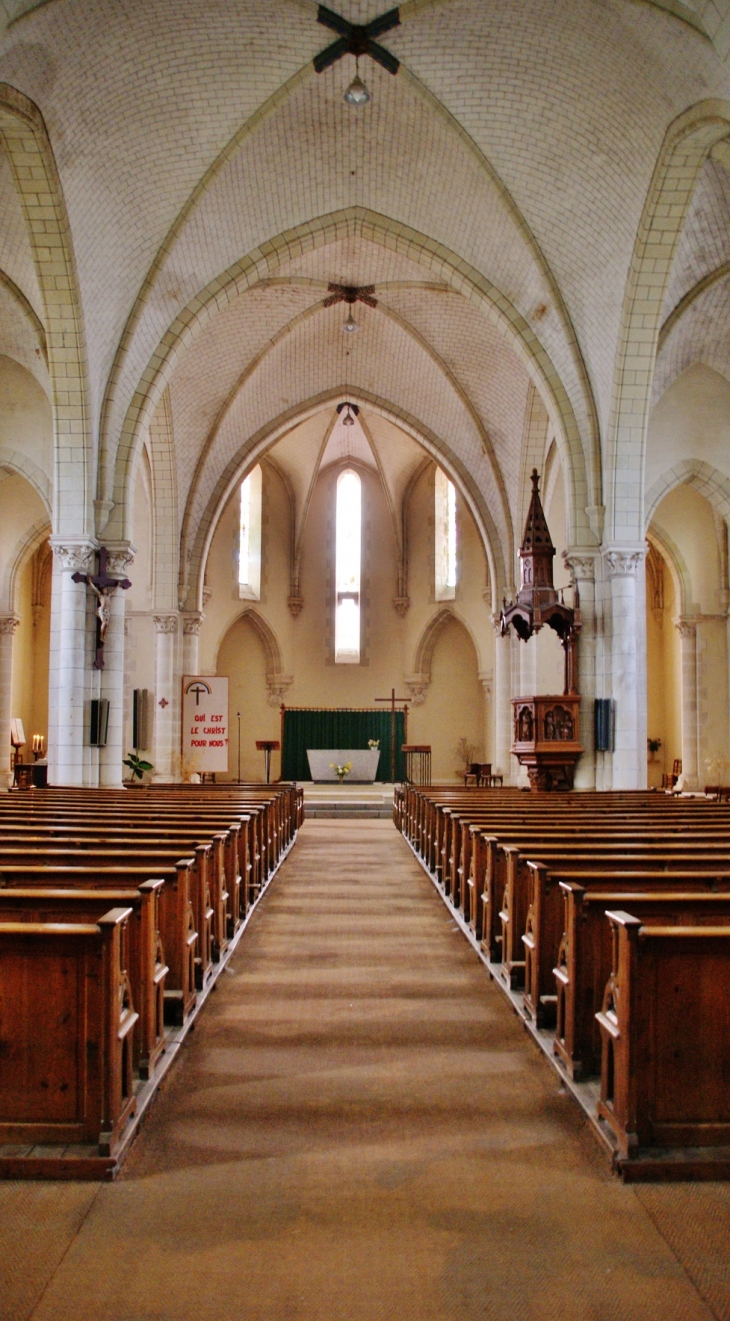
302, 782, 395, 819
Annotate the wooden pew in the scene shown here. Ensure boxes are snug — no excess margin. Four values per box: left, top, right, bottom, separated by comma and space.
0, 861, 198, 1026
498, 844, 730, 989
596, 911, 730, 1164
0, 908, 137, 1157
553, 883, 730, 1079
0, 884, 166, 1079
0, 844, 216, 989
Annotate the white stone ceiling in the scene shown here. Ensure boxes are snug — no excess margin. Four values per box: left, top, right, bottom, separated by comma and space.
0, 0, 730, 576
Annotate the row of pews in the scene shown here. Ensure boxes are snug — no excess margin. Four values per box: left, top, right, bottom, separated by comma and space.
0, 781, 303, 1178
395, 783, 730, 1179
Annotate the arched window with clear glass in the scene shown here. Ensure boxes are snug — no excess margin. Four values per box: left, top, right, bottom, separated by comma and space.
335, 469, 361, 663
435, 466, 457, 600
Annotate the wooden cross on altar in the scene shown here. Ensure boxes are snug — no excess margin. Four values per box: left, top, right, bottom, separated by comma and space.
72, 546, 131, 670
374, 687, 410, 782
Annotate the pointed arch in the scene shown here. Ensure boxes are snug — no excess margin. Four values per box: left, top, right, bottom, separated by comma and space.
0, 83, 92, 535
183, 390, 508, 617
0, 518, 51, 613
645, 458, 730, 529
213, 605, 284, 680
606, 99, 730, 544
412, 604, 486, 680
107, 209, 595, 557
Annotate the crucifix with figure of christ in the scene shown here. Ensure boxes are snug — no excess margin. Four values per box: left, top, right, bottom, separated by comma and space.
374, 687, 410, 782
72, 547, 132, 670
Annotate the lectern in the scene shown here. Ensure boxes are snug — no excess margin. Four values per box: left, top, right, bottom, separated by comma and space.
255, 740, 280, 784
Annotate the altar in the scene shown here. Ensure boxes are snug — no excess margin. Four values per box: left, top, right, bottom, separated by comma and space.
307, 749, 381, 783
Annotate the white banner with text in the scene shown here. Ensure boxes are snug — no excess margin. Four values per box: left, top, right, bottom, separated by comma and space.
181, 675, 229, 774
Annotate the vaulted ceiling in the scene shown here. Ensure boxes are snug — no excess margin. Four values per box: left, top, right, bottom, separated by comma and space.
1, 0, 730, 592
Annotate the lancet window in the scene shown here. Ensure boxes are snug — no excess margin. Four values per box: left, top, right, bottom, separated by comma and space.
435, 467, 457, 600
239, 465, 262, 600
335, 468, 361, 663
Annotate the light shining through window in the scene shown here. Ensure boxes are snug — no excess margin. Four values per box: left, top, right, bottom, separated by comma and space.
335, 469, 361, 663
435, 467, 457, 600
239, 464, 262, 599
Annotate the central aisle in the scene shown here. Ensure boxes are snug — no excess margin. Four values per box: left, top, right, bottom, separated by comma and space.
17, 821, 730, 1320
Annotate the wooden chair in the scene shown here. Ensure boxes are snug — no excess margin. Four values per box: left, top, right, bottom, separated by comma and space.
463, 762, 481, 786
477, 763, 492, 786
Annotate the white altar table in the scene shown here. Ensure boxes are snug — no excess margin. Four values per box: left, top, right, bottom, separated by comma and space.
306, 749, 381, 782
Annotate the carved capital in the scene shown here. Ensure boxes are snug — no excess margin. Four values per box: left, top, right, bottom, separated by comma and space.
202, 584, 213, 607
604, 548, 645, 579
154, 613, 178, 635
267, 673, 294, 706
563, 549, 597, 582
393, 596, 410, 618
182, 612, 203, 636
676, 618, 697, 641
0, 614, 20, 635
104, 542, 136, 576
404, 673, 430, 706
287, 596, 304, 618
50, 537, 97, 573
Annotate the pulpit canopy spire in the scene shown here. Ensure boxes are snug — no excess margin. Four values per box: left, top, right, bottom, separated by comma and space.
500, 469, 577, 644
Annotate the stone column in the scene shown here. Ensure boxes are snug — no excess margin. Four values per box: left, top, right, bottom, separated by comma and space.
181, 612, 203, 677
99, 543, 135, 788
492, 619, 513, 784
564, 551, 598, 789
605, 547, 646, 789
153, 613, 178, 782
676, 618, 699, 790
0, 615, 19, 790
48, 538, 97, 786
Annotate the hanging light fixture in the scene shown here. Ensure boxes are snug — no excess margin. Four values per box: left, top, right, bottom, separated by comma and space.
337, 402, 359, 427
342, 309, 359, 333
344, 58, 370, 106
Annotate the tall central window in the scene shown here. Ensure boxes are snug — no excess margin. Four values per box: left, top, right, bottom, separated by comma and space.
435, 466, 457, 600
335, 469, 361, 663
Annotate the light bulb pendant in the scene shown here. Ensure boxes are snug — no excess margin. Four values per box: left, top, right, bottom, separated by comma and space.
344, 74, 370, 107
342, 310, 359, 333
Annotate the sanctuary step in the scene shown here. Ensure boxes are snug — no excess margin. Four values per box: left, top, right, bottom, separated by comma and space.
302, 782, 395, 818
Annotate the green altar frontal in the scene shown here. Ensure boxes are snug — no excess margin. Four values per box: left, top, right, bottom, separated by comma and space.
280, 707, 406, 782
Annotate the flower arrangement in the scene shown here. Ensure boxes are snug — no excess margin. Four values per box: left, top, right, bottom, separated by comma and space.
647, 737, 662, 757
367, 739, 380, 750
330, 761, 352, 783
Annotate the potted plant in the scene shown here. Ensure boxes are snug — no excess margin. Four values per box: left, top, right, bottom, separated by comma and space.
123, 751, 153, 784
647, 737, 662, 761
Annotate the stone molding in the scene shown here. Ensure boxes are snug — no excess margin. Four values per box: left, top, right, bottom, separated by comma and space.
182, 612, 204, 636
392, 596, 410, 617
104, 542, 136, 575
604, 548, 646, 579
287, 595, 304, 618
50, 538, 97, 573
267, 673, 293, 706
0, 614, 20, 635
563, 549, 597, 582
404, 673, 430, 706
154, 613, 178, 635
478, 669, 493, 698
